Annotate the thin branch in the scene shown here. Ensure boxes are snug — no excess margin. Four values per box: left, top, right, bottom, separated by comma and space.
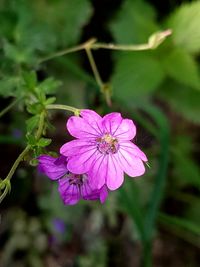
46, 104, 81, 115
85, 48, 104, 90
0, 98, 20, 118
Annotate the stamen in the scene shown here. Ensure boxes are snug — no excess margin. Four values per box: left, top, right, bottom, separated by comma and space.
96, 134, 119, 154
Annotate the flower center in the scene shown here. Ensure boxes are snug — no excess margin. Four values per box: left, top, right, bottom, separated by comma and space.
68, 173, 87, 186
96, 134, 119, 154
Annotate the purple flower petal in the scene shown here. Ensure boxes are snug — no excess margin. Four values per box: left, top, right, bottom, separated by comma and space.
99, 186, 108, 203
58, 178, 80, 205
60, 139, 96, 157
102, 113, 136, 140
80, 109, 102, 123
102, 113, 122, 134
88, 154, 108, 189
117, 147, 146, 177
67, 115, 102, 139
120, 141, 148, 162
81, 182, 100, 201
67, 148, 98, 174
106, 154, 124, 190
38, 155, 67, 180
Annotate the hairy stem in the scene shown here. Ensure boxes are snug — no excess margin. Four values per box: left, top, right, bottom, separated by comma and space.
46, 104, 81, 115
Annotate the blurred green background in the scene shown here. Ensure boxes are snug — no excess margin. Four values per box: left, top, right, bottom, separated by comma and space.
0, 0, 200, 266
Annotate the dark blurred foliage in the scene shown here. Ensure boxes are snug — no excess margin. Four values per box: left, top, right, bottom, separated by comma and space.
0, 0, 200, 266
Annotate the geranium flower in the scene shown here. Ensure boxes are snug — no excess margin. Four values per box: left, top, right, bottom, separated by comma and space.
38, 155, 108, 205
60, 110, 147, 191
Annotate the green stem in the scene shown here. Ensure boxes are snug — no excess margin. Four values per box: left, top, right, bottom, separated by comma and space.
38, 30, 172, 64
0, 111, 46, 203
85, 48, 104, 90
38, 38, 96, 64
0, 185, 9, 204
92, 42, 151, 51
35, 111, 45, 140
5, 145, 30, 182
0, 98, 20, 118
46, 104, 81, 115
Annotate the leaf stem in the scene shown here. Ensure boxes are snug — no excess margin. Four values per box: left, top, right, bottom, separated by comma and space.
0, 111, 46, 204
85, 48, 104, 90
38, 30, 172, 64
46, 104, 81, 115
0, 98, 20, 118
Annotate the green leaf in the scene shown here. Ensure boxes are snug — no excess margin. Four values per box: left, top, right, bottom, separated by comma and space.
111, 52, 165, 101
37, 0, 92, 47
45, 97, 56, 105
27, 103, 43, 115
26, 115, 40, 133
0, 76, 23, 97
159, 213, 200, 236
38, 78, 62, 95
23, 71, 37, 91
166, 1, 200, 53
110, 0, 158, 44
26, 134, 37, 146
162, 48, 200, 90
171, 135, 200, 188
159, 80, 200, 124
37, 138, 52, 147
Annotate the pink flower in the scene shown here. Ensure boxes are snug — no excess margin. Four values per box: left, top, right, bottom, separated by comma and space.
38, 155, 108, 205
60, 110, 147, 191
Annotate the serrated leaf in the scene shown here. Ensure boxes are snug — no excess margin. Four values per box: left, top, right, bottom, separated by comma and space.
159, 80, 200, 124
37, 138, 52, 147
27, 103, 43, 115
111, 52, 165, 101
166, 1, 200, 53
110, 0, 158, 44
26, 134, 37, 146
45, 97, 56, 105
162, 48, 200, 90
0, 76, 23, 97
41, 0, 92, 46
38, 78, 62, 94
23, 71, 37, 91
26, 115, 40, 133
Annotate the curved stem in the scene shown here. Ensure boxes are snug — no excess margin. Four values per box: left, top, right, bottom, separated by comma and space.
5, 145, 30, 182
38, 30, 171, 64
35, 111, 45, 139
46, 104, 81, 115
0, 98, 20, 118
85, 48, 104, 90
0, 111, 46, 204
38, 38, 96, 64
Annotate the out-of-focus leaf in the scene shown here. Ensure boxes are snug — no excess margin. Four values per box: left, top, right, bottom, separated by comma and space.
162, 48, 200, 90
38, 78, 62, 95
0, 76, 23, 97
37, 138, 52, 147
110, 0, 158, 44
159, 80, 200, 124
26, 115, 40, 133
171, 135, 200, 188
166, 1, 200, 53
111, 52, 165, 101
159, 213, 200, 236
23, 71, 37, 91
35, 0, 93, 47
